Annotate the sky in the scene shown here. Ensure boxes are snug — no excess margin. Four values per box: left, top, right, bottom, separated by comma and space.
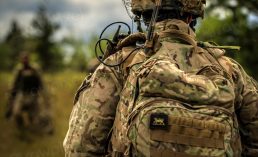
0, 0, 132, 41
1, 0, 257, 42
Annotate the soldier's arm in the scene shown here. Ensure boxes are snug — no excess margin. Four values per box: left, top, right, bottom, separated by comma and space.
10, 70, 22, 99
63, 63, 122, 157
6, 70, 22, 118
232, 61, 258, 157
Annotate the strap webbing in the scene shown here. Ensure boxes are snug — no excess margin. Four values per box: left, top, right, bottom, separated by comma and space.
151, 148, 224, 157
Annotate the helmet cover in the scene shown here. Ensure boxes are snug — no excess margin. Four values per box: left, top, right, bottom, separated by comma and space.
130, 0, 206, 18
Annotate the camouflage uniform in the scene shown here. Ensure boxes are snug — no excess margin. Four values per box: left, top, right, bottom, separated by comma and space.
64, 19, 258, 157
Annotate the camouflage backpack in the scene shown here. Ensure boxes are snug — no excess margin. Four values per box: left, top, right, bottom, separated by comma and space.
109, 29, 241, 157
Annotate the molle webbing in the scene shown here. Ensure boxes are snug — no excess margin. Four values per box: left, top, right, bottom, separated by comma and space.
150, 148, 224, 157
151, 116, 226, 149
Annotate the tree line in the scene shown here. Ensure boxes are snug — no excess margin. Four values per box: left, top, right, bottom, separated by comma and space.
0, 4, 95, 72
197, 0, 258, 79
0, 1, 258, 79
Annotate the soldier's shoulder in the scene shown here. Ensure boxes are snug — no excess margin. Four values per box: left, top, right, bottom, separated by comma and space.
116, 32, 146, 50
13, 64, 23, 73
198, 41, 240, 58
197, 41, 244, 77
104, 32, 147, 69
30, 63, 41, 71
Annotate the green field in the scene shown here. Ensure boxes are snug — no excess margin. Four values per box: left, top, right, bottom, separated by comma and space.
0, 71, 86, 157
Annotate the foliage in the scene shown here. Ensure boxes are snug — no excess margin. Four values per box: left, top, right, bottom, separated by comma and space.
62, 37, 88, 71
0, 20, 25, 70
62, 35, 101, 72
207, 0, 258, 14
197, 0, 258, 79
0, 43, 13, 70
32, 4, 63, 71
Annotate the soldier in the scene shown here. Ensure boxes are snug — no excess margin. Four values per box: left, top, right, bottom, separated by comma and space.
64, 0, 258, 157
6, 52, 53, 136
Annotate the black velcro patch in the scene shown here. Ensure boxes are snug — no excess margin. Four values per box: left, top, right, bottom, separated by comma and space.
150, 113, 169, 130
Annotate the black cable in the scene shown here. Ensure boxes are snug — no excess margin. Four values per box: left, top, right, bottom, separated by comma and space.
95, 38, 113, 60
99, 22, 131, 39
97, 21, 131, 55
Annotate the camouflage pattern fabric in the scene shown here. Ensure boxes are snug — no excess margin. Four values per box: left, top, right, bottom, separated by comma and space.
131, 0, 206, 18
63, 19, 258, 157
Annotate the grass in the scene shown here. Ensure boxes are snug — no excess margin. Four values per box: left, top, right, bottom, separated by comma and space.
0, 70, 86, 157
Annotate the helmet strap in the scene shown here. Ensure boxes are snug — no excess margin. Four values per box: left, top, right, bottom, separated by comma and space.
134, 16, 143, 33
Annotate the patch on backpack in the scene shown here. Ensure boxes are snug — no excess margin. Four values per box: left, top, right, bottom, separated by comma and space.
150, 113, 169, 130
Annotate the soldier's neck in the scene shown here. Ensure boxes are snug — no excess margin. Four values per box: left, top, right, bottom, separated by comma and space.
23, 63, 31, 70
154, 19, 196, 38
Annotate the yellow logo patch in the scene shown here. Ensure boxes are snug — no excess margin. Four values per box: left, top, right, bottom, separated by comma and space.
153, 118, 166, 126
150, 113, 169, 130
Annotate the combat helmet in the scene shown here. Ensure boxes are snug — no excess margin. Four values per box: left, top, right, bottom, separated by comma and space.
131, 0, 206, 18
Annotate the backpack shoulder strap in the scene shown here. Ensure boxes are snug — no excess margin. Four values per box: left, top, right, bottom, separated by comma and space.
200, 42, 234, 77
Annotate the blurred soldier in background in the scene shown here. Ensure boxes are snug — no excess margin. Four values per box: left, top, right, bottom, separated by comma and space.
6, 52, 54, 138
64, 0, 258, 156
